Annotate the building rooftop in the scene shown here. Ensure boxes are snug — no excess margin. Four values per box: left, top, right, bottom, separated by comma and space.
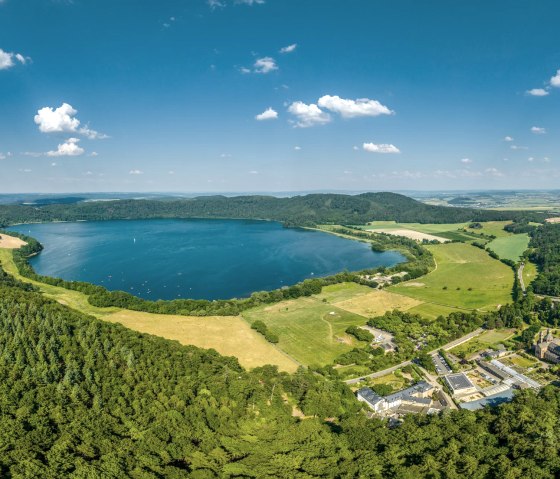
459, 388, 515, 411
357, 387, 384, 406
444, 373, 475, 392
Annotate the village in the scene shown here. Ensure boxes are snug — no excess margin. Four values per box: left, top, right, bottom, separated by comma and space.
355, 326, 560, 418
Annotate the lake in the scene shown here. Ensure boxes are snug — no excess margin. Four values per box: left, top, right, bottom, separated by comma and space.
10, 219, 404, 301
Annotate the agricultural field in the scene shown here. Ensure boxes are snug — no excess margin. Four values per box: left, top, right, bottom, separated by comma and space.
465, 221, 512, 238
450, 328, 516, 358
389, 243, 514, 310
0, 247, 297, 372
486, 234, 530, 261
364, 221, 468, 234
242, 297, 370, 365
329, 289, 423, 318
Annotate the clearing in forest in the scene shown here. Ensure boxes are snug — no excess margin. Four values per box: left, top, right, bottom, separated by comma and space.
486, 234, 530, 261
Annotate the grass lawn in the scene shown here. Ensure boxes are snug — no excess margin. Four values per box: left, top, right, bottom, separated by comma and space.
522, 261, 538, 288
450, 328, 516, 357
486, 234, 530, 261
389, 243, 514, 310
0, 248, 298, 372
507, 354, 539, 369
365, 371, 408, 392
242, 297, 371, 365
406, 302, 466, 320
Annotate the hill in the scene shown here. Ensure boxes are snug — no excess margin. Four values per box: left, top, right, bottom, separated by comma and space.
0, 192, 547, 228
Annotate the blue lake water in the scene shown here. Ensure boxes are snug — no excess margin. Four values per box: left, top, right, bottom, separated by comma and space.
10, 219, 404, 301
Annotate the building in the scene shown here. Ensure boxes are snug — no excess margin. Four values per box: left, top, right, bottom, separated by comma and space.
483, 344, 508, 359
535, 329, 560, 364
459, 388, 515, 411
489, 359, 541, 390
444, 373, 477, 397
356, 381, 436, 415
477, 360, 512, 381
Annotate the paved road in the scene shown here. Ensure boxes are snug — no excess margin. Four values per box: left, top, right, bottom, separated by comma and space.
344, 328, 484, 385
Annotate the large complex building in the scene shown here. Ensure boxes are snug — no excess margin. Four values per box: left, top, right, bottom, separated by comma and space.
357, 381, 439, 415
535, 329, 560, 364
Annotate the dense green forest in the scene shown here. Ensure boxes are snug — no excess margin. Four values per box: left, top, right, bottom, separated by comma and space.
1, 267, 560, 478
0, 192, 547, 228
529, 224, 560, 296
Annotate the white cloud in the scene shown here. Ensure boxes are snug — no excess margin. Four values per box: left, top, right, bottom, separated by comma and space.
0, 153, 6, 160
526, 88, 549, 97
168, 170, 175, 175
504, 136, 514, 142
254, 57, 277, 74
531, 126, 546, 134
255, 107, 278, 121
317, 95, 393, 118
528, 157, 535, 162
207, 0, 225, 8
294, 146, 301, 150
363, 142, 400, 154
280, 43, 297, 54
129, 169, 143, 175
550, 69, 560, 87
46, 138, 85, 157
460, 158, 472, 164
485, 167, 504, 177
287, 101, 331, 128
89, 151, 98, 157
0, 48, 29, 70
249, 170, 259, 174
353, 146, 359, 151
236, 0, 265, 4
34, 103, 107, 139
51, 162, 57, 166
510, 145, 528, 150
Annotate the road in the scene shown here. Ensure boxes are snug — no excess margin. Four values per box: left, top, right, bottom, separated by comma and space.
344, 327, 484, 385
416, 364, 458, 410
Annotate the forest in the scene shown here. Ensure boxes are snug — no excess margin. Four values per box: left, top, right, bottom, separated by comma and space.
1, 264, 560, 478
529, 224, 560, 296
0, 192, 547, 229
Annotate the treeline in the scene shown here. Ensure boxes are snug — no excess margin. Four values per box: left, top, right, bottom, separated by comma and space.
1, 267, 560, 477
0, 192, 547, 229
529, 224, 560, 296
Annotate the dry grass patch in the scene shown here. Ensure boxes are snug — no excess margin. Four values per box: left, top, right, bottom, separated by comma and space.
0, 234, 27, 249
105, 310, 299, 372
368, 228, 450, 243
333, 289, 423, 317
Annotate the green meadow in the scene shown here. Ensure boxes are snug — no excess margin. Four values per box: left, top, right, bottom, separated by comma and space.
389, 243, 514, 310
487, 234, 530, 261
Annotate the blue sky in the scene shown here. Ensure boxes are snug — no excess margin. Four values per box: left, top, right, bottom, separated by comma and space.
1, 0, 559, 193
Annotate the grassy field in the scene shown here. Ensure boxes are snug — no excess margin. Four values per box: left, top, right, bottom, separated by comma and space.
364, 221, 468, 234
522, 261, 538, 288
465, 221, 512, 238
389, 243, 514, 310
507, 354, 539, 369
450, 328, 516, 357
487, 234, 530, 261
242, 297, 370, 365
406, 302, 466, 320
330, 289, 423, 317
0, 248, 298, 371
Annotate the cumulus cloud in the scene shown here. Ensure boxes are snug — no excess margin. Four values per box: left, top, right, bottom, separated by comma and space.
504, 136, 514, 142
255, 107, 278, 121
0, 48, 29, 70
550, 69, 560, 87
531, 126, 546, 134
254, 57, 277, 74
207, 0, 225, 8
460, 158, 472, 164
46, 138, 85, 157
280, 43, 297, 54
129, 169, 143, 175
287, 101, 331, 128
34, 103, 107, 139
363, 142, 400, 154
317, 95, 393, 118
510, 145, 528, 150
526, 88, 549, 97
236, 0, 264, 4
